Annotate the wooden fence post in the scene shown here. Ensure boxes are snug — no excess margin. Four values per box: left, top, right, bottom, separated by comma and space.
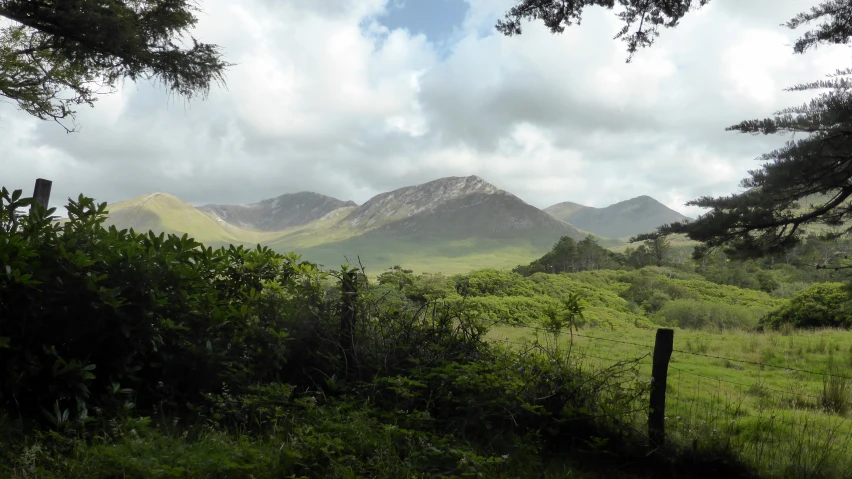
649, 328, 674, 448
340, 271, 358, 372
32, 178, 52, 210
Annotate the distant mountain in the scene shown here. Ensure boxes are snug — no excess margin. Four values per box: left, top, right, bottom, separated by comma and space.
545, 195, 690, 240
345, 176, 583, 237
542, 201, 591, 220
263, 176, 594, 271
95, 176, 624, 274
102, 193, 277, 246
199, 192, 357, 231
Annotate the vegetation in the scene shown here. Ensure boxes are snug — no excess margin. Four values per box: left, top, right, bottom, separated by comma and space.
8, 184, 852, 477
0, 0, 229, 130
762, 282, 852, 330
490, 326, 852, 478
7, 1, 852, 477
496, 0, 712, 62
5, 188, 769, 478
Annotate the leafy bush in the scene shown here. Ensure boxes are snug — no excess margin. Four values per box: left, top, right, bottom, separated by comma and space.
762, 282, 852, 329
451, 295, 561, 325
453, 269, 540, 297
0, 189, 324, 424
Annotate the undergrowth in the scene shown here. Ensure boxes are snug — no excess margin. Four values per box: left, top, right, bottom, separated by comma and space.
0, 189, 761, 478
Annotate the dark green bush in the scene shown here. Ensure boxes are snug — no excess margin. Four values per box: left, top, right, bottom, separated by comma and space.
761, 282, 852, 329
0, 189, 324, 424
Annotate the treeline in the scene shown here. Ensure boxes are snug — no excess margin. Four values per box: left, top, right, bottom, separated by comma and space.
514, 233, 852, 298
513, 235, 677, 276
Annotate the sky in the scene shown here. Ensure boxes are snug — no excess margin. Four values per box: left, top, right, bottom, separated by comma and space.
2, 0, 850, 218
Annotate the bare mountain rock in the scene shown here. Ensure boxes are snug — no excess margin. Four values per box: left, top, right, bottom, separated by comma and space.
199, 192, 357, 231
343, 176, 585, 239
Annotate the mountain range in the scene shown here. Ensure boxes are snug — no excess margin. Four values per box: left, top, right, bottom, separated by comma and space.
97, 176, 690, 273
544, 195, 690, 240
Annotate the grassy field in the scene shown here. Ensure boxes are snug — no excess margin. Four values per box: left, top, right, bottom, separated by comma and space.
489, 325, 852, 477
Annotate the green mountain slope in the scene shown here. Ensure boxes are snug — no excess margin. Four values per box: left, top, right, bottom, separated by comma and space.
545, 195, 690, 240
103, 193, 279, 246
542, 201, 591, 220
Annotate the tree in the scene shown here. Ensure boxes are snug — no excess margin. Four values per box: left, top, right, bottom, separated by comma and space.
645, 235, 671, 267
499, 0, 852, 260
514, 235, 622, 276
0, 0, 230, 131
497, 0, 711, 63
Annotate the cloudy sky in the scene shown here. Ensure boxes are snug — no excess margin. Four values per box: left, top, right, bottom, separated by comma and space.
2, 0, 850, 217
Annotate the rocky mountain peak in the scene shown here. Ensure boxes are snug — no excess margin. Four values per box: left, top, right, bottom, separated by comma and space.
199, 191, 357, 231
346, 176, 508, 229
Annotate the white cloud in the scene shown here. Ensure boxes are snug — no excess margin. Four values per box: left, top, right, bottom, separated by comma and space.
1, 0, 849, 222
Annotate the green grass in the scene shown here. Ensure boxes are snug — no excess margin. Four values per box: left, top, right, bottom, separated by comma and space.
489, 325, 852, 477
1, 405, 606, 479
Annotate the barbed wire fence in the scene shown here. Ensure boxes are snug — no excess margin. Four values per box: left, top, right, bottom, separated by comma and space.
486, 320, 852, 476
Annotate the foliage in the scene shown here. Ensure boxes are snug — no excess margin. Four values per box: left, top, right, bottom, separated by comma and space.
762, 282, 852, 329
1, 402, 522, 479
496, 0, 712, 62
0, 188, 323, 424
514, 235, 622, 276
0, 0, 229, 130
632, 2, 852, 259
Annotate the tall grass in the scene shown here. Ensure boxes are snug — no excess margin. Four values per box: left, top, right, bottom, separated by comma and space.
489, 325, 852, 477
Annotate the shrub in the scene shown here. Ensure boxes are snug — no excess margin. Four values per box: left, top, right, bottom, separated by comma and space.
0, 190, 324, 424
762, 282, 852, 329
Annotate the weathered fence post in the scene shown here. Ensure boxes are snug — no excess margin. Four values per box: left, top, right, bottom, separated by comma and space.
339, 270, 358, 372
32, 178, 52, 210
649, 328, 674, 448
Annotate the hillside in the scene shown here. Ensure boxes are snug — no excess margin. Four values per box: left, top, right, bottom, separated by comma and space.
102, 193, 278, 246
542, 201, 591, 220
199, 192, 357, 231
346, 176, 583, 237
93, 176, 625, 274
264, 176, 597, 272
545, 195, 690, 239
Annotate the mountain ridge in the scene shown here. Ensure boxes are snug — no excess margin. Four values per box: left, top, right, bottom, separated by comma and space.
544, 195, 691, 240
198, 191, 357, 231
96, 176, 683, 273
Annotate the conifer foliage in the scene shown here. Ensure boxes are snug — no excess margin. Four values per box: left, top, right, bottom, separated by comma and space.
0, 0, 229, 130
496, 0, 711, 62
499, 0, 852, 259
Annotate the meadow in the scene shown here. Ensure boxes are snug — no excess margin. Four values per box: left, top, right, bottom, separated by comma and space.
490, 325, 852, 477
